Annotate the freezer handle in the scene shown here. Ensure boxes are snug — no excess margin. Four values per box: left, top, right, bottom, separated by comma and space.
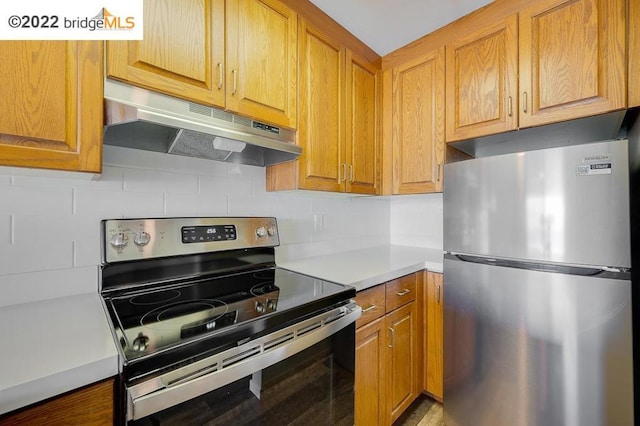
444, 253, 630, 280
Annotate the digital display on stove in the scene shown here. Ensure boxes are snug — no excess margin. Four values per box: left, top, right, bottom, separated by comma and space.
181, 225, 237, 243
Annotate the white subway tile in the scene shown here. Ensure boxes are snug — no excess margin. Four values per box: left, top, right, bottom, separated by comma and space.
228, 163, 265, 180
228, 195, 276, 216
164, 194, 230, 217
70, 217, 103, 268
0, 214, 10, 244
199, 176, 253, 197
0, 185, 72, 215
0, 175, 10, 184
74, 189, 165, 219
123, 169, 198, 194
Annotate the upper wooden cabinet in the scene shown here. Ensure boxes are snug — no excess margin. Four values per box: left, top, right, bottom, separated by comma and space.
445, 0, 626, 142
445, 15, 518, 142
345, 50, 379, 195
107, 0, 297, 129
390, 46, 445, 194
107, 0, 225, 108
226, 0, 297, 129
0, 41, 103, 173
267, 18, 380, 194
518, 0, 626, 128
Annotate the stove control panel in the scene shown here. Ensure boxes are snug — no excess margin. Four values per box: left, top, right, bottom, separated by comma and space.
102, 217, 279, 263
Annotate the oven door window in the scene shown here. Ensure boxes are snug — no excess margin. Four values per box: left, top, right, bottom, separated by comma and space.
130, 324, 355, 425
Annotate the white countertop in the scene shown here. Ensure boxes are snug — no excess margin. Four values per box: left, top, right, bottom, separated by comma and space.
277, 245, 443, 291
0, 293, 119, 415
0, 245, 441, 415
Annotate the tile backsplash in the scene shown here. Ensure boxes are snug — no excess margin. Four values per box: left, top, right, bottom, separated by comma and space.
0, 146, 443, 306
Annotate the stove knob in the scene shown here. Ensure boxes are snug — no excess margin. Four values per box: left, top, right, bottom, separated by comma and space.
266, 299, 277, 311
110, 232, 129, 251
256, 226, 267, 238
255, 301, 265, 313
133, 231, 151, 247
132, 333, 149, 352
267, 226, 276, 237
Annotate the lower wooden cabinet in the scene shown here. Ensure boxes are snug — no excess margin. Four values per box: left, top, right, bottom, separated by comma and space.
0, 378, 115, 425
355, 317, 386, 425
355, 272, 421, 425
424, 271, 444, 400
386, 300, 420, 423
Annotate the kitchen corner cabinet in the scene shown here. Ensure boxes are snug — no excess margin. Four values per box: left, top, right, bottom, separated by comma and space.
355, 272, 420, 425
107, 0, 297, 129
0, 378, 114, 425
423, 271, 443, 401
390, 46, 445, 194
446, 0, 626, 142
267, 19, 379, 194
0, 41, 103, 173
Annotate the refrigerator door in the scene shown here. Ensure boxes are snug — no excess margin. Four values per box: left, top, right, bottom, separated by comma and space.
444, 256, 634, 426
443, 139, 630, 268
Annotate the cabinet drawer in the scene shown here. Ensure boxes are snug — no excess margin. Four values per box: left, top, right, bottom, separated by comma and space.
355, 285, 386, 328
385, 273, 417, 312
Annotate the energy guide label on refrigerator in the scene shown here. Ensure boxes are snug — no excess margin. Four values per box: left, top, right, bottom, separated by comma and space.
577, 154, 612, 176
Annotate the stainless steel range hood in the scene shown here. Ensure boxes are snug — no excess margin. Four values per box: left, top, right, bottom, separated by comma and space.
103, 79, 301, 167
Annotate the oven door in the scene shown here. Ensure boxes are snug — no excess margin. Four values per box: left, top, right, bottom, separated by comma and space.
127, 303, 360, 425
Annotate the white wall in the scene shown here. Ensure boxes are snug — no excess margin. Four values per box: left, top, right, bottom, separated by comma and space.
0, 146, 390, 307
0, 146, 444, 307
390, 193, 443, 249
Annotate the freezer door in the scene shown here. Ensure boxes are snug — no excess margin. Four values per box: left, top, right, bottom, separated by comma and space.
443, 139, 630, 268
443, 257, 633, 426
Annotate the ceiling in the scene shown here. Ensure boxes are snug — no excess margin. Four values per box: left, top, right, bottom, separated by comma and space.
308, 0, 494, 56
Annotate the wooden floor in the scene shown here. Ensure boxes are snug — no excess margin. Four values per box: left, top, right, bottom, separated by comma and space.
394, 395, 443, 426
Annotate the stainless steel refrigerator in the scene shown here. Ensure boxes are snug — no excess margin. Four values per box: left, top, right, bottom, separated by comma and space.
443, 139, 634, 426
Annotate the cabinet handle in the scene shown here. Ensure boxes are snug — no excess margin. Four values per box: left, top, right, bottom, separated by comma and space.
396, 288, 411, 296
361, 304, 377, 313
522, 92, 527, 114
217, 63, 224, 89
437, 285, 441, 303
507, 96, 512, 117
436, 164, 442, 182
232, 69, 238, 95
349, 164, 354, 182
388, 327, 395, 348
341, 164, 347, 182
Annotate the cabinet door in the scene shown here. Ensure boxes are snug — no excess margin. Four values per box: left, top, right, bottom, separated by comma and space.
107, 0, 225, 108
226, 0, 297, 129
446, 15, 518, 142
0, 41, 102, 173
519, 0, 626, 128
425, 272, 444, 400
1, 378, 114, 424
346, 50, 380, 195
355, 317, 386, 426
392, 47, 445, 194
297, 19, 345, 192
386, 301, 419, 424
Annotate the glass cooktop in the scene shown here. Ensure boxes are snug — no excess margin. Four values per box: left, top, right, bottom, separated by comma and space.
105, 268, 353, 362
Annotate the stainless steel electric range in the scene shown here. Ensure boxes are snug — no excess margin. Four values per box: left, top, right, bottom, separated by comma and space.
100, 217, 360, 425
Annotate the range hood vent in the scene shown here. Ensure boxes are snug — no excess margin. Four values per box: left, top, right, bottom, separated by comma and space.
103, 79, 301, 167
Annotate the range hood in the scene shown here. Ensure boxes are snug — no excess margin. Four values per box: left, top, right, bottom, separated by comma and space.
103, 79, 301, 167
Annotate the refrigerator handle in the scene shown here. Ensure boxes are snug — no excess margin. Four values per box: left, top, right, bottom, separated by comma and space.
445, 253, 630, 280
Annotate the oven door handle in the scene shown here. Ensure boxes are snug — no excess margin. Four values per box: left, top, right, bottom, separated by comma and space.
127, 302, 362, 421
